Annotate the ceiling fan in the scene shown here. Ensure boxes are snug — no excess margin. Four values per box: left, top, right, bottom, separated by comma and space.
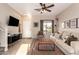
34, 3, 54, 13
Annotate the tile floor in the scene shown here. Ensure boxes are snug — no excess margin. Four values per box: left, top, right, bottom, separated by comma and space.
3, 39, 32, 55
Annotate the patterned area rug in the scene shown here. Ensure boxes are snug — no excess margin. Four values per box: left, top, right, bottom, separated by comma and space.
27, 38, 64, 55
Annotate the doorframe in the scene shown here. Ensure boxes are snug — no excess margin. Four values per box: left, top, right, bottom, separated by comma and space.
40, 20, 54, 33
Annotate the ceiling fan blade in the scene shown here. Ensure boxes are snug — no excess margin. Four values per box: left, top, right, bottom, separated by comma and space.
46, 4, 54, 8
34, 9, 41, 11
40, 3, 43, 6
43, 4, 46, 8
45, 9, 51, 12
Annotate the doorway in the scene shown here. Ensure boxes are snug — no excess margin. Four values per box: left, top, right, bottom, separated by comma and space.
40, 20, 54, 38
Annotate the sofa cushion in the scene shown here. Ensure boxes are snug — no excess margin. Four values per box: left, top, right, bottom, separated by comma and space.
62, 34, 68, 40
71, 41, 79, 54
50, 36, 74, 55
55, 39, 74, 54
55, 33, 60, 39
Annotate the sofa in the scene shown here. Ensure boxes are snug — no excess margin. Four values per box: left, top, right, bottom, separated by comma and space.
50, 31, 79, 55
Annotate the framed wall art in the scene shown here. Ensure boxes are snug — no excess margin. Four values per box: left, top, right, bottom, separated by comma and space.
70, 19, 76, 28
34, 22, 38, 27
64, 20, 70, 28
64, 18, 79, 29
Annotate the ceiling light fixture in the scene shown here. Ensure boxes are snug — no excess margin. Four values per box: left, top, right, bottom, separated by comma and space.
34, 3, 54, 14
40, 9, 46, 13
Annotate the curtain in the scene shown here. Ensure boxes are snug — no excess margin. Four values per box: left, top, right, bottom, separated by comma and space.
40, 20, 43, 31
52, 20, 54, 33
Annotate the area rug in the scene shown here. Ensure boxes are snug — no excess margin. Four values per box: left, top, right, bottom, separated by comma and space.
27, 38, 64, 55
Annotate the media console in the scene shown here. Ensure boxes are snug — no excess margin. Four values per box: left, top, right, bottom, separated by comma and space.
8, 33, 22, 45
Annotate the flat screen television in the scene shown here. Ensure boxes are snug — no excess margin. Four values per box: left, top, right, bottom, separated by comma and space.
8, 16, 19, 26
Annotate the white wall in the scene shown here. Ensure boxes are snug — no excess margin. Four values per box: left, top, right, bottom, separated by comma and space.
0, 4, 21, 34
22, 14, 56, 38
7, 5, 21, 34
57, 4, 79, 38
0, 4, 21, 51
22, 15, 32, 38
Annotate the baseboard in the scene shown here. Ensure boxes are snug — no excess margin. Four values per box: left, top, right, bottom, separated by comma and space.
22, 37, 32, 39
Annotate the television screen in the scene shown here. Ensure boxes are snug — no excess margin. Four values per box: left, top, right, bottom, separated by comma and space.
8, 16, 19, 26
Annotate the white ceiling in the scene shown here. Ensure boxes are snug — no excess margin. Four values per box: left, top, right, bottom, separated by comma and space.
8, 3, 72, 16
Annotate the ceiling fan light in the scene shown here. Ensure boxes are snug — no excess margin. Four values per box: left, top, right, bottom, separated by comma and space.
40, 9, 43, 13
40, 9, 46, 13
44, 9, 46, 12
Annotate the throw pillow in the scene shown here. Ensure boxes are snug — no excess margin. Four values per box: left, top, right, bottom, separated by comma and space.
55, 33, 59, 39
65, 35, 78, 46
59, 34, 63, 40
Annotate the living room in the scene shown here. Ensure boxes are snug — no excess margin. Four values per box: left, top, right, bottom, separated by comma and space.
0, 3, 79, 55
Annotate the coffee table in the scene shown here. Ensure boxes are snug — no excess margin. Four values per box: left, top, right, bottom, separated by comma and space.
38, 41, 55, 51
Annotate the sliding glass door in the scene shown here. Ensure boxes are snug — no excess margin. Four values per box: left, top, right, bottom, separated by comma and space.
43, 21, 52, 34
40, 20, 54, 38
